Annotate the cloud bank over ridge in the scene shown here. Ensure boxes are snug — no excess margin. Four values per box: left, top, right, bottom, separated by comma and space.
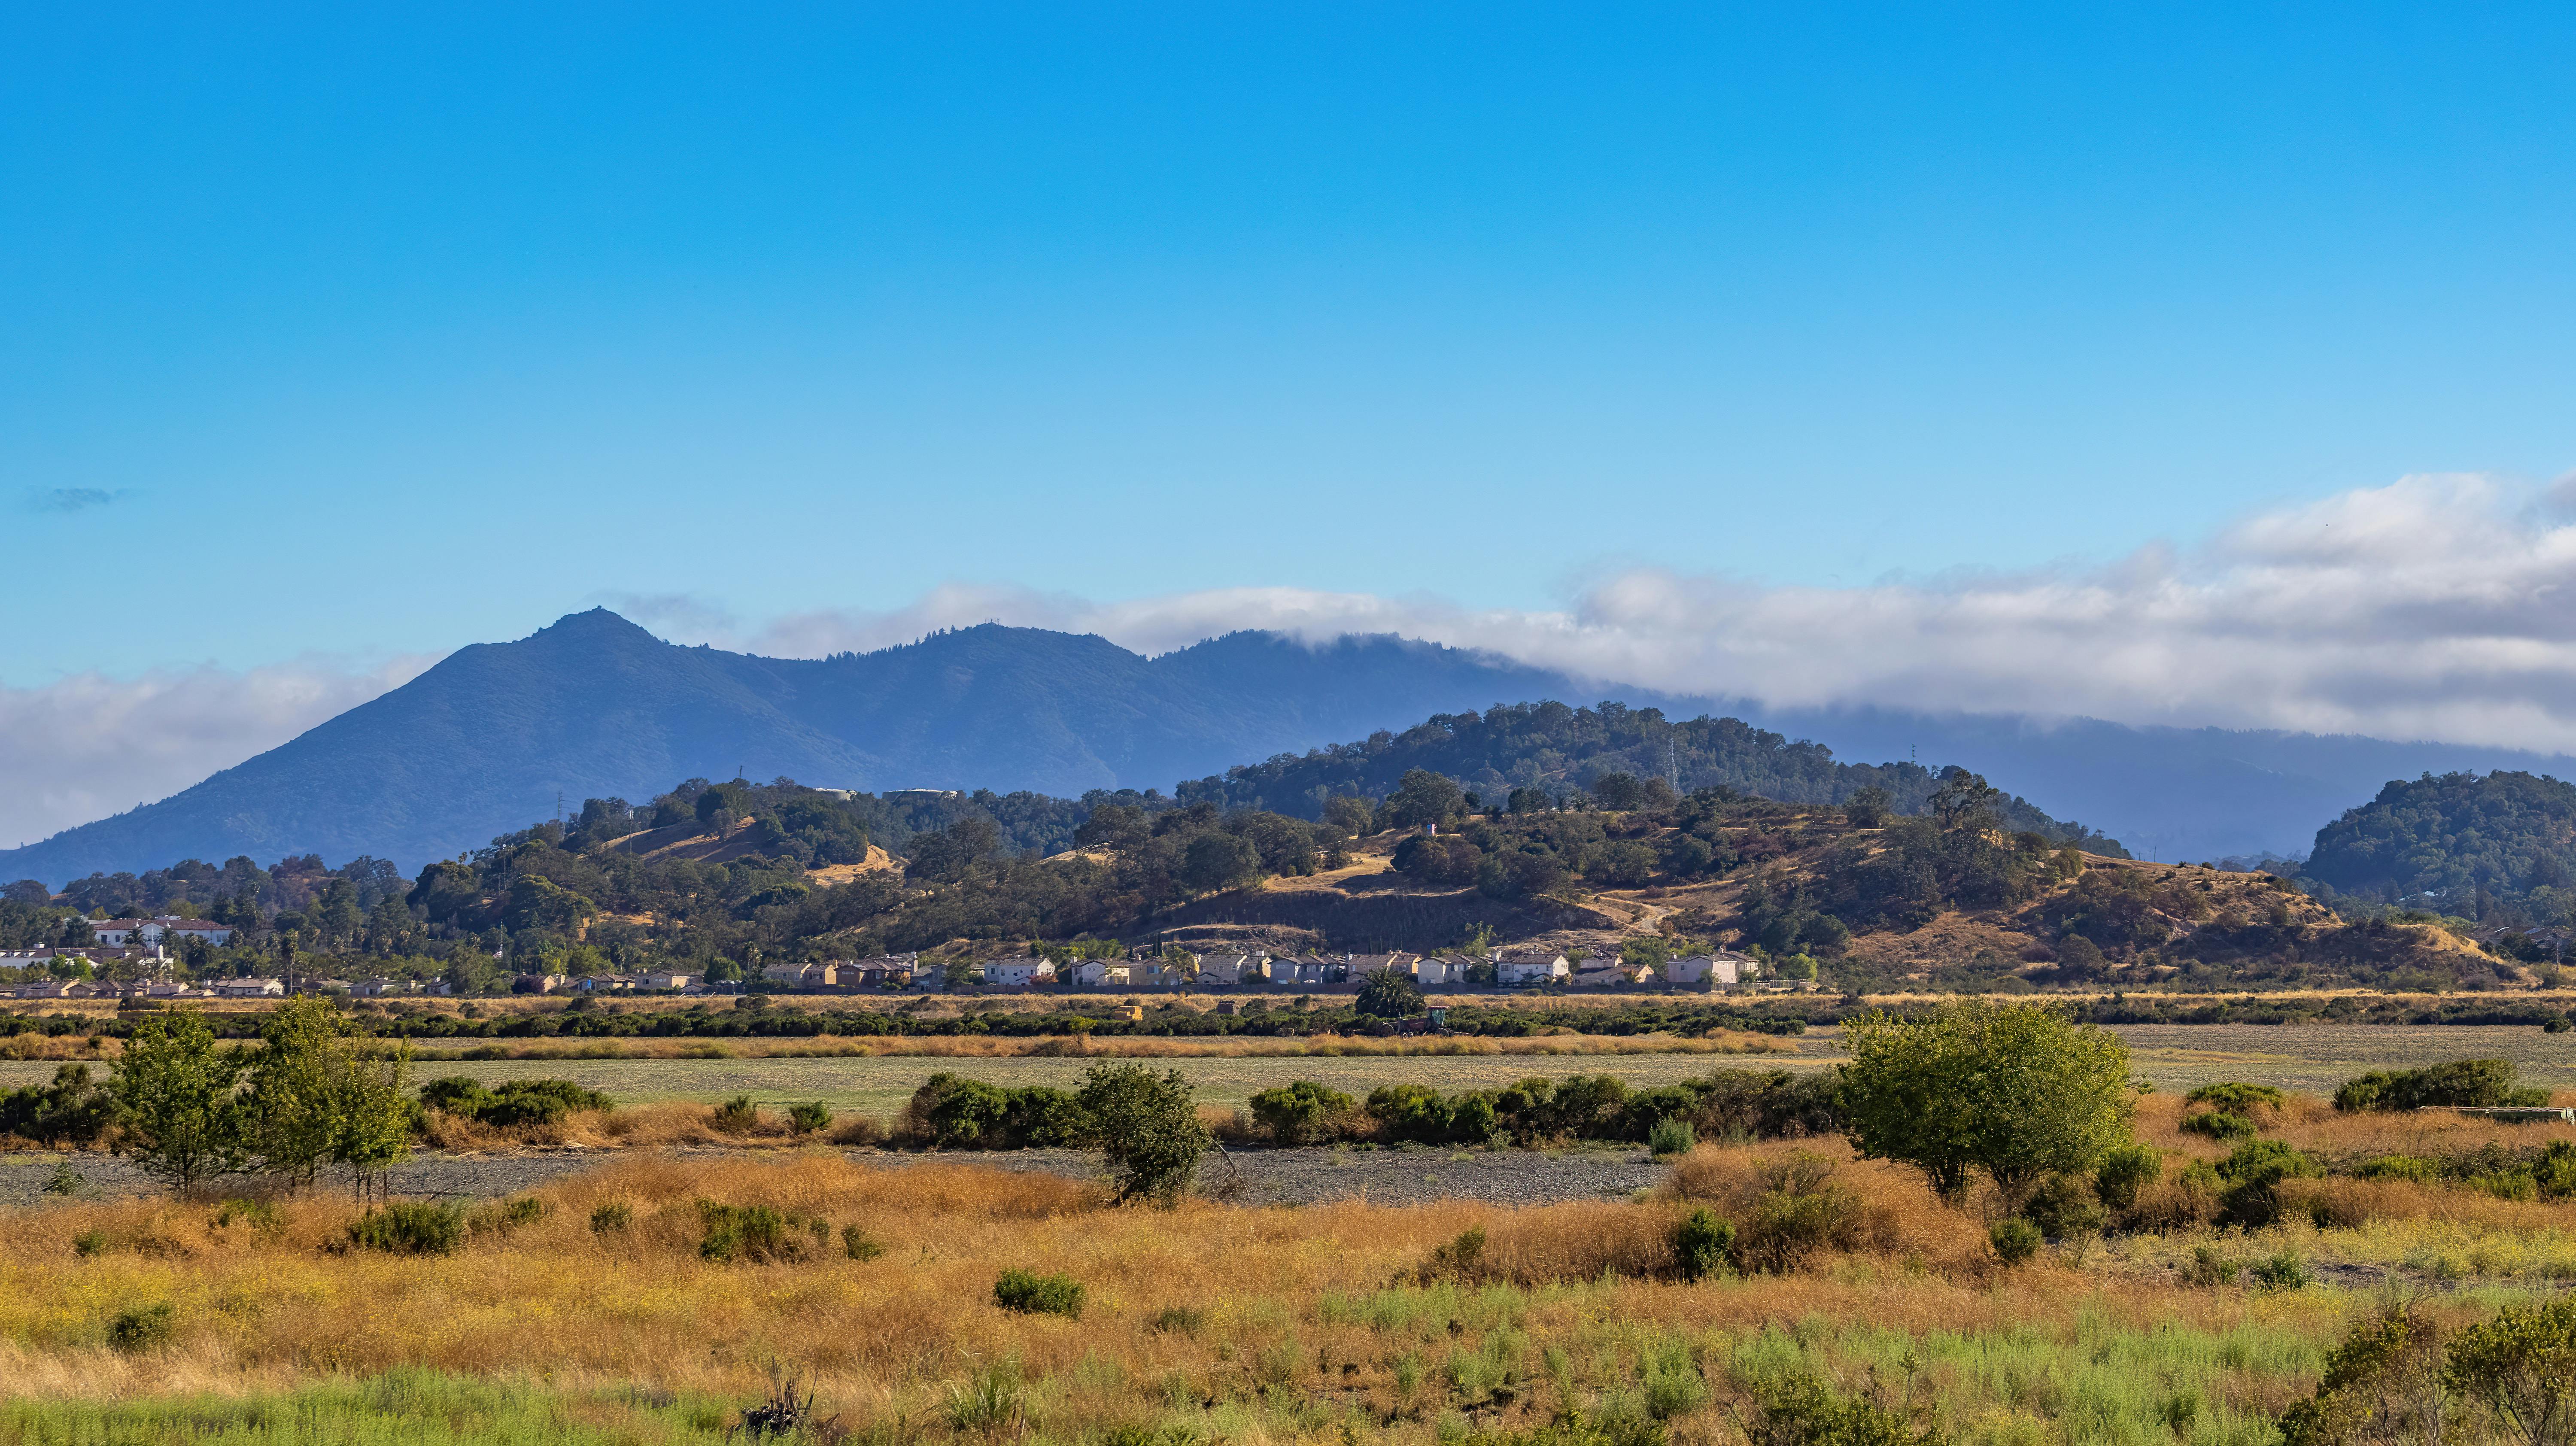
686, 473, 2576, 754
8, 472, 2574, 854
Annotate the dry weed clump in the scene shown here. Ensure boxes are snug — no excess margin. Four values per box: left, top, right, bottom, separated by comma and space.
1659, 1140, 1989, 1275
1420, 1201, 1684, 1286
2273, 1175, 2576, 1233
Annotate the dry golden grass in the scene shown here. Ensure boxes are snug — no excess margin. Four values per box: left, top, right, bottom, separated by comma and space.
398, 1029, 1797, 1062
0, 1149, 2350, 1434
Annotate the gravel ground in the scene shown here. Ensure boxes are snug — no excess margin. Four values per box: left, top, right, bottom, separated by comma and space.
0, 1142, 1664, 1211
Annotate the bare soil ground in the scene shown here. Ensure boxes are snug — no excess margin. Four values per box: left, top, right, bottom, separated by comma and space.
0, 1141, 1662, 1211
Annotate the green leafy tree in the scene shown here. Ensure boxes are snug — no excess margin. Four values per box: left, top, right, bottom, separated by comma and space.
244, 995, 346, 1190
1075, 1062, 1209, 1206
1356, 967, 1425, 1019
110, 1010, 246, 1194
1383, 769, 1464, 829
1178, 833, 1260, 895
1841, 999, 2135, 1205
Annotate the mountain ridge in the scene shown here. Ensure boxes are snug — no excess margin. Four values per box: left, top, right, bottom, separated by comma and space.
11, 608, 2576, 884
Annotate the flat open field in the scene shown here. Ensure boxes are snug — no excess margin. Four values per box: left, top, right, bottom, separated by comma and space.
4, 1024, 2570, 1115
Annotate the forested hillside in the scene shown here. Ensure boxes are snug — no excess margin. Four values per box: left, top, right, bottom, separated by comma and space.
1183, 701, 2128, 855
2305, 770, 2576, 923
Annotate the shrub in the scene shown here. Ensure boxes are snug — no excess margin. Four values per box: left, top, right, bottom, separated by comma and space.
696, 1201, 811, 1264
711, 1096, 762, 1134
348, 1201, 467, 1256
1674, 1207, 1734, 1281
2020, 1172, 2106, 1237
106, 1302, 175, 1354
841, 1224, 884, 1261
2248, 1249, 2312, 1290
2333, 1058, 2546, 1112
946, 1364, 1025, 1435
2355, 1154, 2442, 1184
2184, 1082, 2285, 1112
2216, 1139, 2324, 1227
1685, 1068, 1847, 1141
72, 1230, 107, 1258
1734, 1156, 1865, 1273
992, 1269, 1084, 1318
787, 1101, 832, 1136
2095, 1143, 2162, 1211
2536, 1140, 2576, 1199
1148, 1306, 1206, 1337
419, 1077, 611, 1128
2279, 1306, 2444, 1446
471, 1196, 545, 1236
1367, 1084, 1459, 1144
1425, 1226, 1488, 1279
213, 1199, 281, 1233
0, 1063, 116, 1147
2183, 1245, 2238, 1286
1647, 1118, 1697, 1158
1250, 1081, 1358, 1145
1989, 1218, 2042, 1264
1738, 1370, 1944, 1446
2440, 1297, 2576, 1446
589, 1202, 632, 1233
2181, 1111, 2258, 1141
43, 1163, 84, 1197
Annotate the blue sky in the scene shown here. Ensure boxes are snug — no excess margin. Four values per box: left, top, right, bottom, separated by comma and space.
8, 3, 2576, 687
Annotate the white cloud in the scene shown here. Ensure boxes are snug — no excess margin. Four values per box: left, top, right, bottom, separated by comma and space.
726, 472, 2576, 754
0, 656, 436, 857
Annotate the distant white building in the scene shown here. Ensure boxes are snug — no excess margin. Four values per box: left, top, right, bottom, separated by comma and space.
1494, 950, 1571, 986
983, 957, 1057, 988
1071, 960, 1132, 987
89, 917, 235, 948
1666, 953, 1752, 987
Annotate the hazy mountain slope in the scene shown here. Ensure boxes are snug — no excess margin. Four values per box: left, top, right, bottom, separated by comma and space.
0, 613, 1603, 883
10, 606, 2576, 886
1718, 705, 2576, 864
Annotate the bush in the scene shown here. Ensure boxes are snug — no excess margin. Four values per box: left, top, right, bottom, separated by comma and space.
589, 1202, 632, 1233
711, 1096, 761, 1134
697, 1201, 817, 1264
106, 1302, 175, 1354
1989, 1218, 2043, 1264
2181, 1111, 2258, 1141
2441, 1297, 2576, 1443
2183, 1245, 2238, 1286
2021, 1172, 2106, 1237
419, 1076, 612, 1128
2184, 1081, 2285, 1112
1249, 1080, 1358, 1145
2333, 1058, 2546, 1112
1674, 1207, 1734, 1281
2355, 1154, 2442, 1184
0, 1063, 116, 1147
2216, 1139, 2324, 1227
787, 1101, 832, 1136
471, 1196, 545, 1235
1685, 1068, 1847, 1140
72, 1230, 107, 1258
1647, 1118, 1697, 1158
841, 1224, 884, 1261
348, 1201, 467, 1255
992, 1268, 1084, 1318
2248, 1249, 2312, 1290
2095, 1144, 2162, 1212
1734, 1156, 1865, 1273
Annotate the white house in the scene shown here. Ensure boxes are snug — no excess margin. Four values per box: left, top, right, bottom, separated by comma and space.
1665, 953, 1750, 987
1071, 960, 1131, 987
640, 970, 697, 990
89, 917, 236, 948
983, 957, 1057, 987
211, 977, 286, 997
1494, 950, 1571, 986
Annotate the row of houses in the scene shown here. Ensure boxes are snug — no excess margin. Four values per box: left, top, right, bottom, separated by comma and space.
756, 947, 1766, 993
86, 916, 239, 948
